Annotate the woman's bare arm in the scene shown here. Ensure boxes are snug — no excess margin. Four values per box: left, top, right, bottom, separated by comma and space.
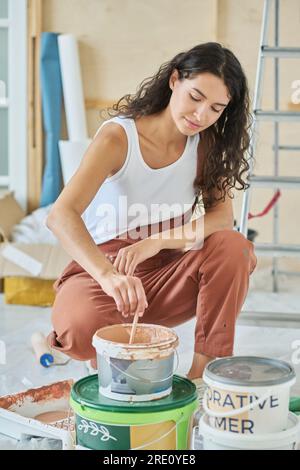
47, 123, 125, 281
46, 123, 148, 317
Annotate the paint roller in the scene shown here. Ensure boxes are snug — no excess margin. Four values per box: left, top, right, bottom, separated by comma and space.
31, 332, 54, 367
31, 332, 71, 367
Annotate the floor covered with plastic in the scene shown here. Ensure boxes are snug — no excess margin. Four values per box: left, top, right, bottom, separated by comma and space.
1, 285, 300, 450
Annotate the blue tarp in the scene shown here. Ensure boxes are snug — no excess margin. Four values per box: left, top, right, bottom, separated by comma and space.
40, 32, 63, 207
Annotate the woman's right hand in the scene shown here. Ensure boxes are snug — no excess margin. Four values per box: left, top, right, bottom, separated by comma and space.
98, 269, 148, 319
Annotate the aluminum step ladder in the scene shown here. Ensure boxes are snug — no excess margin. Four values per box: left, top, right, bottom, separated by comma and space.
239, 0, 300, 327
239, 0, 300, 326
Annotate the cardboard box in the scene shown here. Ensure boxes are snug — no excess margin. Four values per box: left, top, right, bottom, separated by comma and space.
0, 192, 71, 299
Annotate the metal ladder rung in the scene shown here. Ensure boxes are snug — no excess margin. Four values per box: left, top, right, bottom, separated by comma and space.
249, 175, 300, 188
276, 270, 300, 277
261, 46, 300, 58
255, 243, 300, 257
238, 311, 300, 328
254, 110, 300, 122
275, 145, 300, 151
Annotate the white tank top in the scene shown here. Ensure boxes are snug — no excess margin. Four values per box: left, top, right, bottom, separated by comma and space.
83, 116, 200, 244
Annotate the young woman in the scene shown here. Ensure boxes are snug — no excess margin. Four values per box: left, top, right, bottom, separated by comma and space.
47, 42, 257, 379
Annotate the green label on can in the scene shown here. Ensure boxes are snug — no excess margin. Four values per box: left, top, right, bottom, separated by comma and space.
75, 414, 178, 450
76, 415, 130, 450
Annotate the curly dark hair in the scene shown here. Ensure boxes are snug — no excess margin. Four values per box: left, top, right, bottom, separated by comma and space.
101, 42, 252, 211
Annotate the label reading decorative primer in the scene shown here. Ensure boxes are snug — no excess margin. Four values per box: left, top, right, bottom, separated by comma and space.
206, 386, 281, 434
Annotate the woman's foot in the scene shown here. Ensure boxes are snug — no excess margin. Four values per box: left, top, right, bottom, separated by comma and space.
84, 358, 97, 375
186, 352, 215, 380
90, 357, 97, 369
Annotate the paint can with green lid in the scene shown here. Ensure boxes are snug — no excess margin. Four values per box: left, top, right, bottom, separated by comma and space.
70, 374, 198, 450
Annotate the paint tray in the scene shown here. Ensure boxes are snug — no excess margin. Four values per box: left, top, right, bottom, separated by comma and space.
0, 379, 75, 449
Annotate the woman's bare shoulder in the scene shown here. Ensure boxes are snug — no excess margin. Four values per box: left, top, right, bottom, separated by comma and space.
93, 121, 128, 176
50, 121, 128, 215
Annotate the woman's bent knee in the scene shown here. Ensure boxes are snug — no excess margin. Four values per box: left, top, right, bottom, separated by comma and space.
207, 230, 257, 274
49, 301, 98, 360
49, 285, 105, 361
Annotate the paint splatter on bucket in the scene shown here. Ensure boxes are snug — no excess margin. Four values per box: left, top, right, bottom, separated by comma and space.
203, 356, 296, 434
70, 374, 198, 450
92, 324, 179, 402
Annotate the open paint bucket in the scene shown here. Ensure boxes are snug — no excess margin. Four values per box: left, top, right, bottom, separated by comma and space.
70, 374, 198, 450
195, 412, 300, 450
92, 324, 179, 402
203, 356, 296, 434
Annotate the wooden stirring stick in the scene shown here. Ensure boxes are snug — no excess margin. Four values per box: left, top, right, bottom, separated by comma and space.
129, 312, 139, 344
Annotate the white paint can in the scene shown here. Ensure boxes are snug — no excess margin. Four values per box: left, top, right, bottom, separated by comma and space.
92, 324, 179, 402
203, 356, 296, 434
196, 412, 300, 450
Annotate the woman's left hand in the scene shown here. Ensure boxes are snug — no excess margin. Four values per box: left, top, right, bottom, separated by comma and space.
113, 238, 163, 276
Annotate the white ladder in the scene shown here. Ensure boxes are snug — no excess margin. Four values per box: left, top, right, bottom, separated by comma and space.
239, 0, 300, 326
239, 0, 300, 282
